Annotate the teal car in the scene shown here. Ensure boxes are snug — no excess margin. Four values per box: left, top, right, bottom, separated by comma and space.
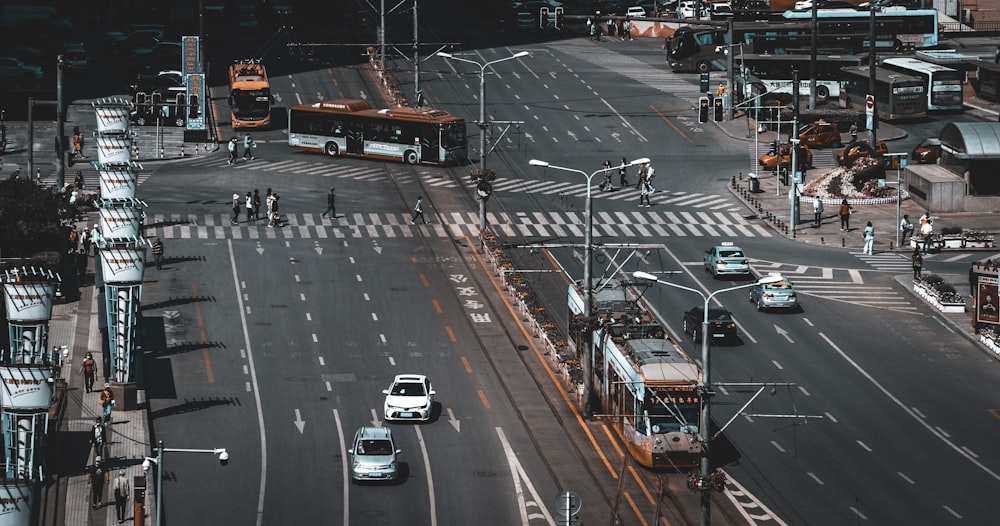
748, 275, 798, 310
703, 242, 750, 278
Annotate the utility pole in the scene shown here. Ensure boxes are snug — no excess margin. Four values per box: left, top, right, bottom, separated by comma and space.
413, 0, 419, 103
868, 6, 878, 148
56, 55, 65, 188
809, 2, 818, 110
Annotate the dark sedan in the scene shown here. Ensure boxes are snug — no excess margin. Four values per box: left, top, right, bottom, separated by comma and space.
682, 306, 737, 343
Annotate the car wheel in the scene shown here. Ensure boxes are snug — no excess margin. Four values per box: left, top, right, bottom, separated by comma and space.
325, 142, 339, 157
748, 291, 754, 303
696, 60, 710, 73
174, 117, 185, 127
757, 299, 764, 311
404, 150, 419, 165
135, 115, 147, 126
816, 85, 830, 100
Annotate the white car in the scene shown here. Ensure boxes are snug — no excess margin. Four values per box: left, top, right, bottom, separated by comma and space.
382, 374, 435, 421
626, 6, 646, 17
677, 1, 707, 18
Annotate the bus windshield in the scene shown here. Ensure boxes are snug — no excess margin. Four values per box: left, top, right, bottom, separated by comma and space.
441, 121, 467, 149
232, 89, 270, 119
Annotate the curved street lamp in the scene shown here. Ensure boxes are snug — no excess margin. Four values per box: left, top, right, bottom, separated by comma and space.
143, 440, 229, 526
632, 270, 782, 526
528, 157, 650, 415
437, 50, 529, 230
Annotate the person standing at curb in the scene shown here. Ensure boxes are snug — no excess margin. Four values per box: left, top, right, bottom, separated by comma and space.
813, 196, 823, 227
253, 189, 262, 220
322, 187, 337, 219
900, 214, 914, 244
90, 224, 102, 256
81, 351, 96, 392
912, 247, 923, 280
231, 193, 241, 225
838, 198, 852, 231
152, 237, 164, 270
411, 196, 428, 224
90, 457, 108, 509
99, 383, 115, 423
113, 469, 130, 524
266, 189, 275, 226
920, 212, 934, 253
863, 221, 875, 254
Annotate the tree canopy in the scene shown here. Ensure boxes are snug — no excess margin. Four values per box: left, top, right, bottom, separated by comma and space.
0, 178, 84, 258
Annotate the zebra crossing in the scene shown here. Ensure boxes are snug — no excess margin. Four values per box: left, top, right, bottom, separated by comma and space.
145, 209, 773, 241
754, 260, 918, 311
493, 178, 742, 210
745, 144, 840, 176
853, 250, 914, 273
174, 154, 462, 189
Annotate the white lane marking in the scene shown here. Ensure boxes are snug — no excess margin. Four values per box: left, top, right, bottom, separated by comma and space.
496, 427, 556, 526
333, 409, 348, 525
413, 425, 438, 526
228, 239, 268, 526
820, 332, 1000, 482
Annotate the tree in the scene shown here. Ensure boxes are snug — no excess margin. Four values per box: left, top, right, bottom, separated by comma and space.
0, 178, 84, 257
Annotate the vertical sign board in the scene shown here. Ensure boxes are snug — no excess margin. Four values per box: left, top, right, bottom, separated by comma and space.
979, 275, 1000, 326
3, 283, 54, 322
181, 36, 200, 76
98, 165, 139, 200
99, 207, 143, 241
186, 73, 206, 130
865, 94, 875, 130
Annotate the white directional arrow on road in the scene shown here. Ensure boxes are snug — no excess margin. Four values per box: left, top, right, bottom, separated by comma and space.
373, 240, 382, 255
255, 241, 264, 255
293, 409, 305, 433
775, 324, 794, 343
314, 241, 323, 255
567, 130, 578, 141
370, 408, 383, 427
447, 408, 460, 433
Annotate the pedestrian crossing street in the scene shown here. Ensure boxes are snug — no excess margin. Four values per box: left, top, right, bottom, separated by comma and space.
145, 209, 773, 240
754, 259, 918, 311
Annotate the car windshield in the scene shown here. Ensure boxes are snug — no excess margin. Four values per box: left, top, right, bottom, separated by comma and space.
391, 381, 426, 397
707, 309, 731, 321
358, 439, 393, 455
718, 250, 744, 258
767, 282, 793, 290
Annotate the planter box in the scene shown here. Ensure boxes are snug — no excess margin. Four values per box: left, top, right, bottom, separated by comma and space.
911, 236, 995, 250
980, 334, 1000, 356
913, 282, 967, 313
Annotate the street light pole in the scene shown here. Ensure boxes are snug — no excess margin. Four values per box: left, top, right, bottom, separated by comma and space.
632, 271, 781, 526
530, 158, 650, 415
144, 440, 229, 526
437, 51, 529, 230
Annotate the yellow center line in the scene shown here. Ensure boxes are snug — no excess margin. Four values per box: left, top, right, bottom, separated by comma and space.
460, 356, 473, 374
467, 236, 619, 479
419, 273, 430, 287
624, 492, 650, 526
445, 325, 457, 343
477, 389, 490, 409
650, 103, 692, 143
432, 298, 443, 313
192, 282, 213, 384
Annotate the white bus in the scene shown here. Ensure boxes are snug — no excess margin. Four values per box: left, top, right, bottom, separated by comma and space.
880, 57, 964, 111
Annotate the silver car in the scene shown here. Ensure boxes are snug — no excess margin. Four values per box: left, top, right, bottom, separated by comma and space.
348, 426, 400, 482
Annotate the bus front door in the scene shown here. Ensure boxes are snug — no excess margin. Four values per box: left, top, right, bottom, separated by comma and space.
346, 121, 363, 154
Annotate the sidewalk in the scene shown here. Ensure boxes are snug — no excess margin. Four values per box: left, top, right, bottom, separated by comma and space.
43, 222, 153, 526
714, 98, 1000, 355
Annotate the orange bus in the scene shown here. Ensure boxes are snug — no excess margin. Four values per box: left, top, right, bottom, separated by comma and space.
228, 59, 272, 129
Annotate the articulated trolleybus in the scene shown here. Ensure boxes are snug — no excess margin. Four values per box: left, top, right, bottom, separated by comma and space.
288, 99, 468, 166
568, 279, 702, 469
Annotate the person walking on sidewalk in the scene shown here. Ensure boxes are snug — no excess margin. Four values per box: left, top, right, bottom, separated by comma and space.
243, 133, 256, 161
912, 247, 923, 280
91, 417, 106, 458
151, 237, 164, 270
266, 189, 275, 225
900, 214, 914, 244
231, 193, 241, 224
99, 383, 115, 423
863, 221, 875, 254
838, 198, 852, 231
90, 457, 108, 509
321, 187, 337, 218
81, 352, 96, 392
619, 157, 629, 188
411, 196, 428, 224
813, 196, 824, 227
90, 224, 102, 256
113, 470, 130, 524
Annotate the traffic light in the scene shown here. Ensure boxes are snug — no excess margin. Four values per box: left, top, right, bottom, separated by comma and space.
713, 97, 724, 122
699, 72, 709, 93
540, 7, 549, 29
698, 97, 709, 123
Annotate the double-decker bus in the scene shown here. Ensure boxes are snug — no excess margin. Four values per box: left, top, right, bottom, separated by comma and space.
667, 8, 939, 72
228, 59, 272, 129
880, 57, 964, 111
740, 53, 867, 100
288, 99, 468, 166
568, 279, 702, 469
839, 65, 926, 121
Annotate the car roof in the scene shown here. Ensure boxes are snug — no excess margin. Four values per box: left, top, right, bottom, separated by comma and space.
356, 426, 391, 440
393, 374, 427, 383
